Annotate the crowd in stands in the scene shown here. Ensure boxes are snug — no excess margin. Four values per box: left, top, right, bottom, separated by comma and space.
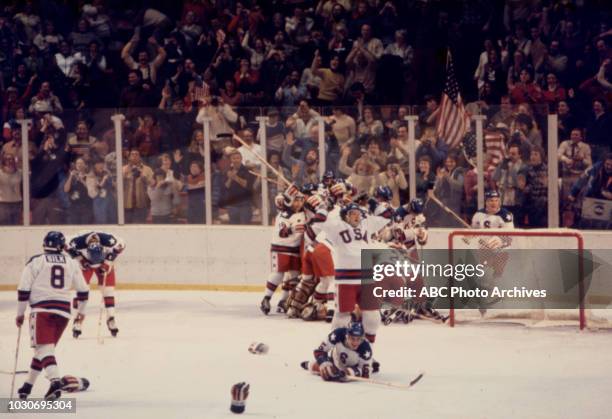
0, 0, 610, 228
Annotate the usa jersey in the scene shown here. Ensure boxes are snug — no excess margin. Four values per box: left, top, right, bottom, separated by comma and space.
68, 232, 125, 266
271, 210, 305, 255
471, 208, 514, 229
314, 327, 372, 374
313, 214, 391, 283
17, 252, 89, 319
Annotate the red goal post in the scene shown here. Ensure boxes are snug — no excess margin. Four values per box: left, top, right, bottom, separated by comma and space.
447, 229, 586, 329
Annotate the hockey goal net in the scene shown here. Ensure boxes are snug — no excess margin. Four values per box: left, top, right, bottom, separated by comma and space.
447, 229, 610, 330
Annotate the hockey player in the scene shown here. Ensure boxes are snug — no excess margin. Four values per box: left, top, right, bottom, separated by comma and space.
66, 231, 125, 337
383, 198, 446, 323
261, 192, 305, 314
472, 190, 514, 229
287, 186, 335, 320
369, 186, 395, 218
16, 231, 89, 400
301, 320, 372, 382
312, 202, 392, 344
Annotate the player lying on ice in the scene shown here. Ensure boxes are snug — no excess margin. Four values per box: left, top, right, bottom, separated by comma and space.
301, 319, 372, 382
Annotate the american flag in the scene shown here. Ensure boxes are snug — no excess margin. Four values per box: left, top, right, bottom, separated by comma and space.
436, 50, 471, 149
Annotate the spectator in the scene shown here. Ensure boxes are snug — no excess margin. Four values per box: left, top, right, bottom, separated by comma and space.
33, 21, 62, 54
541, 73, 567, 109
29, 81, 63, 115
195, 97, 239, 154
418, 95, 440, 131
257, 108, 286, 154
353, 24, 383, 60
236, 128, 262, 170
148, 168, 179, 224
30, 132, 68, 225
431, 154, 464, 227
86, 158, 115, 224
492, 144, 527, 226
557, 100, 577, 141
69, 19, 99, 55
0, 153, 22, 225
376, 159, 407, 208
569, 153, 612, 228
509, 68, 542, 104
129, 114, 162, 161
520, 147, 548, 227
282, 134, 320, 186
275, 70, 307, 108
339, 147, 377, 195
311, 51, 345, 106
121, 34, 167, 87
585, 98, 612, 163
120, 71, 152, 108
415, 155, 436, 201
326, 106, 356, 150
509, 113, 542, 161
220, 150, 255, 224
186, 160, 206, 224
357, 107, 383, 141
123, 149, 153, 223
345, 37, 377, 97
67, 121, 96, 161
558, 128, 592, 226
63, 157, 93, 224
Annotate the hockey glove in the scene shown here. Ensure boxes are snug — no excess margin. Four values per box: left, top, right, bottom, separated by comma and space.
230, 382, 250, 413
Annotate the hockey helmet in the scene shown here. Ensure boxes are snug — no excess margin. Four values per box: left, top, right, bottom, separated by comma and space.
409, 198, 424, 214
347, 321, 365, 337
43, 231, 66, 252
340, 202, 363, 221
374, 186, 392, 201
322, 170, 335, 186
485, 190, 501, 200
87, 242, 105, 265
301, 183, 318, 196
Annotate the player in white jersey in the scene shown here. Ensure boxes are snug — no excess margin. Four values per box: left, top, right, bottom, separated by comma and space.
471, 190, 515, 249
312, 202, 391, 344
261, 193, 305, 314
301, 320, 372, 381
67, 231, 125, 337
16, 231, 89, 401
472, 190, 515, 229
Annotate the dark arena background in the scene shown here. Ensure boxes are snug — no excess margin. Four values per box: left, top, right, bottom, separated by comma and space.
0, 1, 612, 418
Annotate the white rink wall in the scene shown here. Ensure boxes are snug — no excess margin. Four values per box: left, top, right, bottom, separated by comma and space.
0, 226, 611, 286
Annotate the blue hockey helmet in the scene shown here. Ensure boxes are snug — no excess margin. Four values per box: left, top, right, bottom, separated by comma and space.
374, 186, 392, 201
340, 202, 362, 221
409, 198, 424, 214
347, 321, 365, 338
322, 170, 335, 185
301, 183, 318, 196
87, 242, 105, 265
43, 231, 66, 252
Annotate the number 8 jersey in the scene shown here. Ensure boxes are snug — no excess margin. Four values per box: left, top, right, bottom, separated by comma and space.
18, 252, 90, 319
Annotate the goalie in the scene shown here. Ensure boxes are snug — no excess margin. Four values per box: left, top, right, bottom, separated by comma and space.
301, 320, 371, 382
471, 190, 514, 248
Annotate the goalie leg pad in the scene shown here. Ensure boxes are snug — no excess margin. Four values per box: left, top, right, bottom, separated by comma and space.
289, 275, 317, 310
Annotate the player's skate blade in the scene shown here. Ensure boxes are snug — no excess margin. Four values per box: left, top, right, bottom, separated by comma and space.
106, 317, 119, 337
44, 379, 63, 400
260, 296, 271, 315
17, 382, 32, 400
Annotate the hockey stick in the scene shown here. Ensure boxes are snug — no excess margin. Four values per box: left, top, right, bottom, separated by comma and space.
0, 370, 27, 375
232, 134, 292, 185
248, 170, 290, 187
97, 270, 109, 345
310, 367, 424, 389
345, 372, 425, 389
427, 192, 470, 228
9, 326, 22, 399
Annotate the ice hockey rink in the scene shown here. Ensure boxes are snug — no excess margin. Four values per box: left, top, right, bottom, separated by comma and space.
1, 290, 612, 419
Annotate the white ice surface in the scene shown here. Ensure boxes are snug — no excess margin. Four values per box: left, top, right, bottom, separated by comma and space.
1, 291, 612, 419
